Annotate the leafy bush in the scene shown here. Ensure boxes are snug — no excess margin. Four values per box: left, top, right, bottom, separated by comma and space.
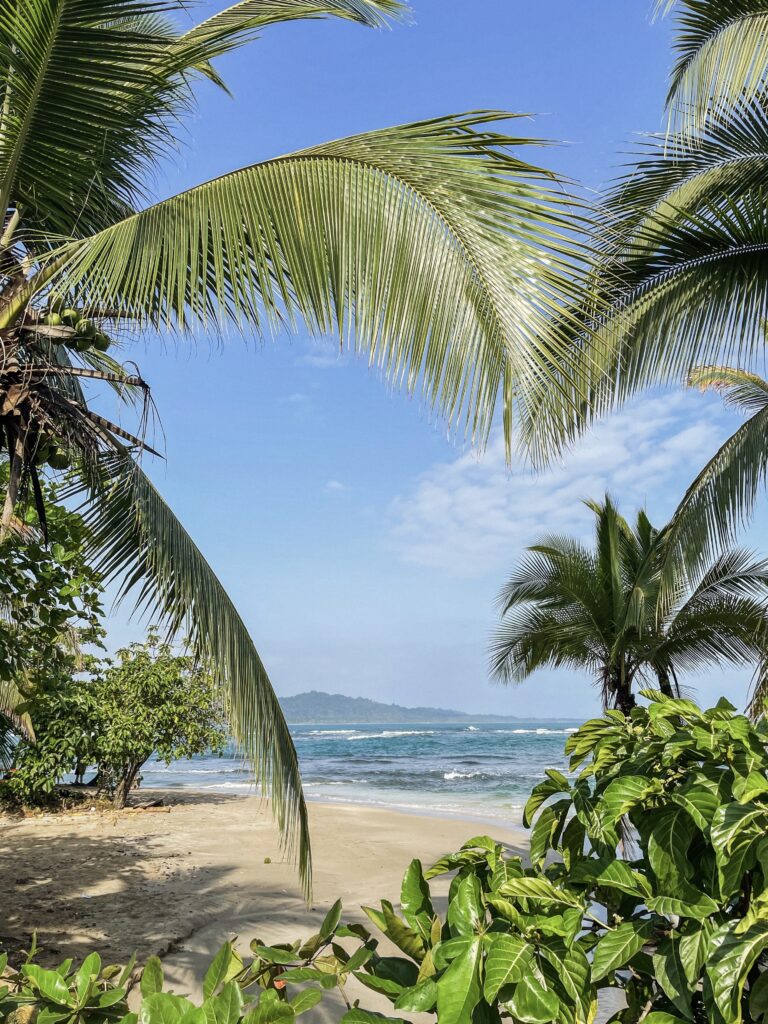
7, 633, 226, 808
0, 938, 132, 1024
6, 692, 768, 1024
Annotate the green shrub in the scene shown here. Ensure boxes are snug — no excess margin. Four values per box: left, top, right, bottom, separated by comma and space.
6, 632, 226, 809
0, 938, 132, 1024
6, 692, 768, 1024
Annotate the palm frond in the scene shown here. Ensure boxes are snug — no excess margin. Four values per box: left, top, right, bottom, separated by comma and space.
68, 451, 311, 892
663, 367, 768, 579
659, 0, 768, 138
0, 678, 33, 740
39, 114, 589, 451
175, 0, 408, 67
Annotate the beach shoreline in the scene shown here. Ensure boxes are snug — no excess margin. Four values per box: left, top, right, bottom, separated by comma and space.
1, 788, 528, 998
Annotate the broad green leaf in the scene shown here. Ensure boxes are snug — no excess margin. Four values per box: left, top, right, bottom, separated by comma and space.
504, 975, 560, 1024
712, 803, 767, 898
679, 920, 716, 986
22, 966, 73, 1007
529, 799, 570, 866
244, 990, 294, 1024
539, 937, 591, 1008
524, 772, 571, 827
203, 944, 236, 1000
646, 887, 719, 921
653, 939, 693, 1019
140, 995, 187, 1024
393, 979, 438, 1012
140, 958, 164, 998
648, 806, 695, 888
204, 982, 245, 1024
288, 990, 322, 1016
319, 899, 342, 940
435, 938, 481, 1024
500, 876, 581, 908
447, 873, 484, 937
598, 775, 655, 825
381, 904, 427, 961
99, 989, 128, 1009
483, 934, 536, 1002
400, 860, 434, 936
669, 786, 721, 831
733, 771, 768, 803
568, 856, 651, 898
708, 920, 768, 1024
75, 952, 102, 1006
591, 920, 655, 981
252, 947, 297, 966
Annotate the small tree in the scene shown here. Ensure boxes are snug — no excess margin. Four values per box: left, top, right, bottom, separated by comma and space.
92, 634, 227, 808
8, 633, 227, 808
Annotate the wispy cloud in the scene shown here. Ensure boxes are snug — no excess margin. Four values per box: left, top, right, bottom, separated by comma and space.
295, 346, 347, 370
325, 479, 347, 493
388, 392, 732, 578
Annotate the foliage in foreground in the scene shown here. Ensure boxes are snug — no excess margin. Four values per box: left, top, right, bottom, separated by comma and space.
4, 633, 227, 809
6, 693, 768, 1024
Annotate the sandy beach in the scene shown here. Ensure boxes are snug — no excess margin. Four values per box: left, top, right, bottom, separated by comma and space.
1, 791, 527, 1003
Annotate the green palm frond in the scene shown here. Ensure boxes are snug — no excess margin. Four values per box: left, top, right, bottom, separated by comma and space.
35, 114, 587, 449
175, 0, 407, 64
661, 366, 768, 583
657, 0, 768, 138
68, 451, 311, 892
0, 678, 33, 740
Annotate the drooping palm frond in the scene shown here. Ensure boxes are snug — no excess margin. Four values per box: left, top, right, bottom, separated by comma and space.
35, 114, 587, 450
662, 366, 768, 580
67, 450, 311, 892
175, 0, 408, 66
0, 0, 406, 240
655, 0, 768, 138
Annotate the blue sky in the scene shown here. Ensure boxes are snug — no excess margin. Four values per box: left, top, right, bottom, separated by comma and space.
103, 1, 765, 718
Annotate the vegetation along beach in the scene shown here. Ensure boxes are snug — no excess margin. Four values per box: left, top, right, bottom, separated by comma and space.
8, 3, 768, 1024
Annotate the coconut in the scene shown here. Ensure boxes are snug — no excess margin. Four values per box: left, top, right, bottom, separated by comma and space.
93, 332, 111, 352
75, 318, 96, 338
75, 337, 93, 352
42, 312, 63, 327
47, 448, 71, 470
61, 308, 79, 326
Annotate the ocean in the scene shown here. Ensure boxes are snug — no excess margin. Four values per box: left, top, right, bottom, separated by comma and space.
139, 721, 580, 826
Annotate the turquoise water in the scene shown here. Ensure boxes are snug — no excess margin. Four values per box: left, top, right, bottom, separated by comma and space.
139, 721, 579, 826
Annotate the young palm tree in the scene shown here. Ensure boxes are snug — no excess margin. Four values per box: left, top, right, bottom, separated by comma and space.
489, 495, 768, 713
0, 0, 588, 883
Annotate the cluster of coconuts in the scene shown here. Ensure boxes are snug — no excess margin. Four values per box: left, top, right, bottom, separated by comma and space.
41, 299, 111, 353
34, 437, 71, 470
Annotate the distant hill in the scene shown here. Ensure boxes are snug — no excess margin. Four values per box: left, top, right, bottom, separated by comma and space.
279, 690, 525, 724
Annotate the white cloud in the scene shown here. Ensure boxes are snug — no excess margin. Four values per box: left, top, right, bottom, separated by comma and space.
388, 392, 733, 578
325, 480, 347, 493
295, 347, 347, 370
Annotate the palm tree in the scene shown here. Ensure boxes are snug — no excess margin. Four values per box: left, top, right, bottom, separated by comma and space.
0, 0, 589, 884
489, 495, 768, 714
520, 0, 768, 466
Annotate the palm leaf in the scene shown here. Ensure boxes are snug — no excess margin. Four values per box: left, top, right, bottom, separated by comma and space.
175, 0, 407, 66
657, 0, 768, 138
35, 114, 588, 451
661, 366, 768, 585
68, 450, 311, 892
